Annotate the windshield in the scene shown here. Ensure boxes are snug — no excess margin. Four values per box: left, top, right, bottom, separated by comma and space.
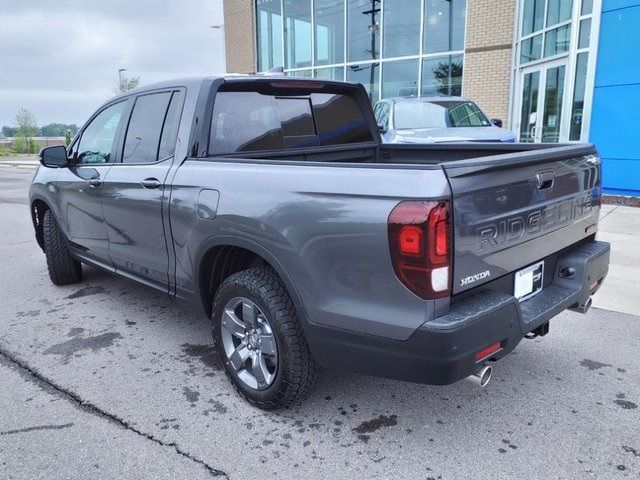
393, 100, 492, 130
393, 102, 448, 129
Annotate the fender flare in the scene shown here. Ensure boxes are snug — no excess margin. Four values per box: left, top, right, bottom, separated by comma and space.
193, 235, 310, 325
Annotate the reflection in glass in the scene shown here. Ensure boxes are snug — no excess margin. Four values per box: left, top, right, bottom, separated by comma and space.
314, 0, 344, 66
546, 0, 573, 27
347, 62, 380, 102
423, 0, 467, 54
257, 0, 283, 72
544, 25, 571, 57
285, 69, 313, 77
521, 34, 543, 63
519, 71, 540, 143
421, 55, 463, 96
284, 0, 312, 69
578, 18, 591, 49
570, 53, 588, 140
347, 0, 381, 62
383, 0, 421, 57
315, 66, 345, 81
382, 59, 419, 98
542, 65, 565, 142
522, 0, 545, 35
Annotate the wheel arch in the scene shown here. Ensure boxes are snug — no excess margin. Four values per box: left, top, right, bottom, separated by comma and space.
30, 197, 51, 251
195, 236, 308, 324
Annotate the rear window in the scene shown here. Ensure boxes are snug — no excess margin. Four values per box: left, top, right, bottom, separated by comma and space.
209, 89, 373, 155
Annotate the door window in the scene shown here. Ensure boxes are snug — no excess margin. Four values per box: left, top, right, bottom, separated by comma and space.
77, 101, 127, 164
122, 92, 173, 164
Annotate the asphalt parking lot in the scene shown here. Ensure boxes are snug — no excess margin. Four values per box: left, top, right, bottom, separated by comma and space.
0, 166, 639, 480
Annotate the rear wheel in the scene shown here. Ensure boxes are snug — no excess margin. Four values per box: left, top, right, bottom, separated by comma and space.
42, 210, 82, 285
212, 267, 319, 409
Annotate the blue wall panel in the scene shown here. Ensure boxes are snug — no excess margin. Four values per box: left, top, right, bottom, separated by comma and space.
591, 1, 640, 195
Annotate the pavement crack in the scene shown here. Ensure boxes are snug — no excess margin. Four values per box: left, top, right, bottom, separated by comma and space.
0, 346, 228, 479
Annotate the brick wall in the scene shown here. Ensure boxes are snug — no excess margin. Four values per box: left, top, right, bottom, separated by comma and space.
223, 0, 256, 74
462, 0, 517, 123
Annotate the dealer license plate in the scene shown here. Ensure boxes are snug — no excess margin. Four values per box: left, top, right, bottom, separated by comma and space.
514, 261, 544, 302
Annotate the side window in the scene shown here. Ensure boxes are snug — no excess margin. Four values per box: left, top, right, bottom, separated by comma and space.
373, 104, 382, 123
122, 92, 172, 164
158, 91, 185, 160
379, 103, 390, 128
77, 101, 127, 164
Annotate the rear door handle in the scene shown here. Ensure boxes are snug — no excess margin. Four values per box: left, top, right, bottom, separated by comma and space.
87, 178, 102, 187
140, 178, 161, 189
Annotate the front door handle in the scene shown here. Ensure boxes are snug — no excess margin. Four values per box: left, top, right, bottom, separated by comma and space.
140, 178, 161, 189
87, 178, 102, 187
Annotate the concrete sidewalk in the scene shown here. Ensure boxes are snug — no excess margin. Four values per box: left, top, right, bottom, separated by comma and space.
0, 155, 39, 168
593, 205, 640, 316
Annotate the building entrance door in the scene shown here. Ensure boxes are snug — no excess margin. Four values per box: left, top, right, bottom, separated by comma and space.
516, 59, 567, 143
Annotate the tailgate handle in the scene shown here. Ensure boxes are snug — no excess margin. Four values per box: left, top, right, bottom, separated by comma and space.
536, 171, 554, 191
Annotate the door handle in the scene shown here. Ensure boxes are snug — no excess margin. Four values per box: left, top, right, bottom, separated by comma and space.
87, 178, 102, 187
140, 178, 161, 189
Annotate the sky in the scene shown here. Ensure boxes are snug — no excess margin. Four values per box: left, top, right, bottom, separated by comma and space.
0, 0, 225, 128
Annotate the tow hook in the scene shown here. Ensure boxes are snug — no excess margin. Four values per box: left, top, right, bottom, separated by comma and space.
466, 364, 492, 387
525, 322, 550, 339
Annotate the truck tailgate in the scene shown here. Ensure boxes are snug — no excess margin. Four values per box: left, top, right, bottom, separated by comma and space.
443, 144, 601, 295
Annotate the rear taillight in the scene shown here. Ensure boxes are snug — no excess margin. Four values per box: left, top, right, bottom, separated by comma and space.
388, 200, 452, 299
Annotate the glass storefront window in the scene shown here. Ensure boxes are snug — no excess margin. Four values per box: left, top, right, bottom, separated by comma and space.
383, 0, 421, 57
578, 18, 591, 49
581, 0, 593, 15
546, 0, 573, 27
347, 63, 380, 102
424, 0, 467, 54
347, 0, 381, 62
544, 24, 571, 57
314, 0, 345, 66
382, 59, 419, 98
256, 0, 283, 72
522, 0, 545, 35
421, 54, 463, 96
284, 0, 312, 69
569, 52, 588, 140
521, 34, 543, 63
315, 66, 345, 81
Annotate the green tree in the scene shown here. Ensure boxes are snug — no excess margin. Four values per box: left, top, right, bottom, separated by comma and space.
115, 73, 140, 95
14, 108, 38, 154
2, 126, 16, 137
65, 129, 72, 146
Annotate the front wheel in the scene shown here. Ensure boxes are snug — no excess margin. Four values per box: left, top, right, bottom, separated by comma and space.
212, 267, 320, 409
42, 210, 83, 285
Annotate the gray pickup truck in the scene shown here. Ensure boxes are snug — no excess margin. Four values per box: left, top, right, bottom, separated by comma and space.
30, 76, 610, 409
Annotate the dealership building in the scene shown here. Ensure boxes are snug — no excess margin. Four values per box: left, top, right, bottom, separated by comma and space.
223, 0, 640, 196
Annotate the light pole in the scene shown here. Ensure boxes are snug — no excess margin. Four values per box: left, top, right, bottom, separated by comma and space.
118, 68, 127, 89
210, 24, 226, 73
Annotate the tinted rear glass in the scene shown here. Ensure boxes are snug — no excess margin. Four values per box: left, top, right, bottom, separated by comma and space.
209, 88, 373, 155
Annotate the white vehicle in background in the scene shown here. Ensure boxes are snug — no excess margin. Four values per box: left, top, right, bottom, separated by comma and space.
374, 96, 517, 144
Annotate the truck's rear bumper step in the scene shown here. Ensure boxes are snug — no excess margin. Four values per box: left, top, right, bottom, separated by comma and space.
305, 240, 610, 386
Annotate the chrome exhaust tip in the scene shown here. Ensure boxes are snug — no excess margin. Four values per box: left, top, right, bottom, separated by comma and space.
466, 364, 492, 387
570, 296, 593, 314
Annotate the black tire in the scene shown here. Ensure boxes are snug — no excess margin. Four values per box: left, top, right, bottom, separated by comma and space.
42, 210, 83, 285
212, 267, 320, 409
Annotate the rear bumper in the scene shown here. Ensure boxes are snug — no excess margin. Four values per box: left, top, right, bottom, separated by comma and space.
305, 240, 610, 385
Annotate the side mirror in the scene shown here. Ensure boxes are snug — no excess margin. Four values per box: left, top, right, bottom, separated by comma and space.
491, 118, 503, 128
39, 145, 69, 168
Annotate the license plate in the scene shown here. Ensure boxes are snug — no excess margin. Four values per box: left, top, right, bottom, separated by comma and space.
514, 261, 544, 302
